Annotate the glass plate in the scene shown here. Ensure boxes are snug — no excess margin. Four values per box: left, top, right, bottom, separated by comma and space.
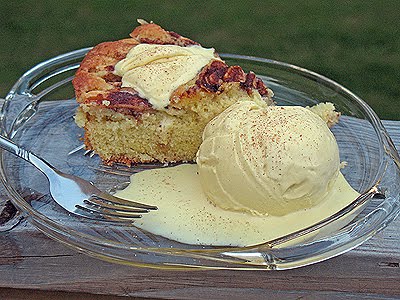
1, 49, 399, 270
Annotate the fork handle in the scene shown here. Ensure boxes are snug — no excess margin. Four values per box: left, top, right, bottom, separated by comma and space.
0, 134, 57, 176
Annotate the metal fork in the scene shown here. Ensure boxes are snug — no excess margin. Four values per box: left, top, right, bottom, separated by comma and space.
0, 134, 157, 222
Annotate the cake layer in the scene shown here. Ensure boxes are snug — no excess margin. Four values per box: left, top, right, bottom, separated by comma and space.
73, 21, 273, 165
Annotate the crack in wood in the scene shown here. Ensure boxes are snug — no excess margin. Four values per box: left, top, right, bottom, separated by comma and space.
0, 200, 18, 225
1, 254, 74, 259
378, 261, 400, 268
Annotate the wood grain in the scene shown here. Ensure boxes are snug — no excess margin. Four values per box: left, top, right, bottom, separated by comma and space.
0, 122, 399, 299
0, 209, 399, 299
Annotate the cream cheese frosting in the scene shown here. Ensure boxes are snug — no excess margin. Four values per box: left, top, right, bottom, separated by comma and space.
114, 44, 218, 110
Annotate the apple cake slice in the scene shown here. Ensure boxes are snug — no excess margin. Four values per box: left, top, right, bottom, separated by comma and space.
73, 20, 274, 165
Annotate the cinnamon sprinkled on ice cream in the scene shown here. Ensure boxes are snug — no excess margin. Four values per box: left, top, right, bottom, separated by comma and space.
197, 101, 341, 216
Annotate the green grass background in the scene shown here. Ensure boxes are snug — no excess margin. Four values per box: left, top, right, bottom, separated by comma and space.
1, 0, 399, 119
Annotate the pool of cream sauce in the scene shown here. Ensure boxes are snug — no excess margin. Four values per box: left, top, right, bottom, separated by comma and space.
115, 164, 359, 247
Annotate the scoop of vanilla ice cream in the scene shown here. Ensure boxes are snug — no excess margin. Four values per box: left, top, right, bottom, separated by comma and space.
196, 101, 341, 216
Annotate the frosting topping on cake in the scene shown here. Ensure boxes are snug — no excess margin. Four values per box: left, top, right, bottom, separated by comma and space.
114, 44, 219, 109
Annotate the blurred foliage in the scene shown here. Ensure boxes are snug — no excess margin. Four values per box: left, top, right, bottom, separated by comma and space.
0, 0, 399, 119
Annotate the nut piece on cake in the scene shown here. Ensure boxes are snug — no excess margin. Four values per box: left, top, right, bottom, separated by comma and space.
73, 20, 274, 165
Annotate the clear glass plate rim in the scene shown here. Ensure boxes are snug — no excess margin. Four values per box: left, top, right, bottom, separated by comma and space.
0, 48, 399, 268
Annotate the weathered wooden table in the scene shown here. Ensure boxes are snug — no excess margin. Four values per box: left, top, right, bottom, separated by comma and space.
1, 121, 399, 299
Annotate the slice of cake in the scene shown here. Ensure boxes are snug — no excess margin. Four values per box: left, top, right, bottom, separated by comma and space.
73, 20, 274, 165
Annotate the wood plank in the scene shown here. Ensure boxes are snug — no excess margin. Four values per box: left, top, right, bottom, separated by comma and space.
0, 287, 399, 300
0, 222, 399, 299
0, 115, 399, 298
0, 288, 143, 300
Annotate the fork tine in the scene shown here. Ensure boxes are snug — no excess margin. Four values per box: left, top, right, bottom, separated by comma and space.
94, 191, 158, 210
75, 204, 143, 220
85, 198, 149, 213
74, 208, 139, 223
